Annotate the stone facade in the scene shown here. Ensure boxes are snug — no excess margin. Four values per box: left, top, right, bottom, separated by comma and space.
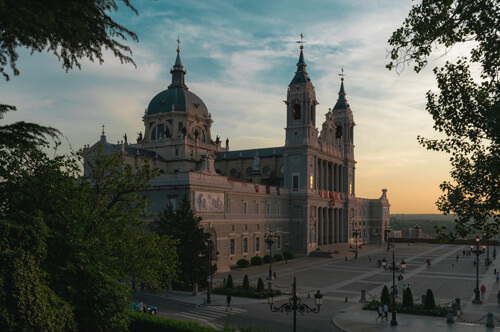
83, 45, 391, 272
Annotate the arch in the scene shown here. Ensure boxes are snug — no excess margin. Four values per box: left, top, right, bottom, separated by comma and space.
150, 122, 172, 141
178, 121, 184, 133
293, 103, 301, 120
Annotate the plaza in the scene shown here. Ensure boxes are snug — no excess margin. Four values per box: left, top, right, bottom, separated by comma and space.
139, 242, 500, 331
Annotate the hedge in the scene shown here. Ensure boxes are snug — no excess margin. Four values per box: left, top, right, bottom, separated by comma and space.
263, 254, 274, 263
283, 251, 294, 260
129, 311, 217, 332
362, 299, 448, 317
213, 285, 281, 299
273, 253, 284, 262
251, 256, 264, 266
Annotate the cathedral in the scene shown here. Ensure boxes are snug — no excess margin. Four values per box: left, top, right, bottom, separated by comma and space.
83, 42, 391, 272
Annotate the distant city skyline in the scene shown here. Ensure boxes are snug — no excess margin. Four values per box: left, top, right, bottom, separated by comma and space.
1, 0, 469, 214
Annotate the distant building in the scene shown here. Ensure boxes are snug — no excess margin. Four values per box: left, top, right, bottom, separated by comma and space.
84, 43, 391, 271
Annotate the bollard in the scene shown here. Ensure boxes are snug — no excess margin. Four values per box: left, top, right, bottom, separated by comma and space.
345, 297, 348, 302
455, 298, 461, 310
360, 290, 366, 303
486, 312, 494, 328
452, 302, 457, 316
495, 269, 497, 275
308, 293, 310, 298
446, 309, 454, 324
421, 294, 426, 305
345, 256, 347, 261
193, 283, 198, 296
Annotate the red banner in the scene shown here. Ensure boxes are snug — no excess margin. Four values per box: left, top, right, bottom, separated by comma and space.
254, 184, 259, 193
266, 185, 270, 194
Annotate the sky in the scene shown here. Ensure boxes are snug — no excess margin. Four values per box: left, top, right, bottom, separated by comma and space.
1, 0, 470, 214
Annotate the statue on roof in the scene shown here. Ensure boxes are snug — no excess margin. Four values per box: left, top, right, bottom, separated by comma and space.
123, 133, 128, 145
137, 131, 143, 143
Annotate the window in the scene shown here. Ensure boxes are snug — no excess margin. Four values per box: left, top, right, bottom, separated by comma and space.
175, 148, 179, 157
292, 175, 299, 191
266, 203, 271, 215
245, 224, 248, 231
243, 238, 248, 253
230, 239, 235, 255
277, 203, 280, 215
254, 203, 259, 214
277, 235, 281, 250
229, 168, 238, 177
293, 103, 301, 120
255, 237, 260, 252
231, 225, 235, 231
262, 166, 271, 175
257, 224, 260, 230
246, 167, 253, 176
243, 202, 247, 214
310, 175, 313, 189
168, 197, 177, 210
229, 202, 235, 214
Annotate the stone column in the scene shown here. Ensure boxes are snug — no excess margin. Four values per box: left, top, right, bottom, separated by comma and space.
318, 207, 323, 245
329, 208, 334, 244
318, 159, 322, 190
323, 208, 329, 245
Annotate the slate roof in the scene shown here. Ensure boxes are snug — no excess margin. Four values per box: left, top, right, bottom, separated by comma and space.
215, 147, 284, 160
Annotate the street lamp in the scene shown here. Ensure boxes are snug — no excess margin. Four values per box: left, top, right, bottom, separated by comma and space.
284, 242, 289, 264
384, 227, 392, 251
471, 236, 485, 304
200, 241, 219, 304
352, 227, 361, 259
268, 276, 323, 332
265, 231, 276, 280
401, 259, 406, 273
483, 232, 490, 266
414, 224, 421, 243
390, 251, 398, 326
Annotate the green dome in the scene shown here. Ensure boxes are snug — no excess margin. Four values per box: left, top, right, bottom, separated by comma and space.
147, 88, 209, 117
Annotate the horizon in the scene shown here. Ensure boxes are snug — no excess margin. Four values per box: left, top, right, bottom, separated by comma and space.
1, 0, 470, 214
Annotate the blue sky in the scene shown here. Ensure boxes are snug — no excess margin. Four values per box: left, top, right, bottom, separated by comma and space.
2, 0, 467, 213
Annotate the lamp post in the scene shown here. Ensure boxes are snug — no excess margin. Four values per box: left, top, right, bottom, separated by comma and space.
471, 235, 485, 304
284, 242, 289, 264
384, 228, 392, 251
414, 224, 421, 243
352, 228, 361, 259
265, 231, 276, 280
201, 241, 219, 304
483, 232, 490, 266
390, 251, 398, 326
268, 276, 323, 332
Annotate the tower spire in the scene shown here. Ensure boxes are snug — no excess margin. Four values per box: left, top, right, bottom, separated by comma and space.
290, 33, 309, 85
333, 68, 348, 110
169, 38, 187, 90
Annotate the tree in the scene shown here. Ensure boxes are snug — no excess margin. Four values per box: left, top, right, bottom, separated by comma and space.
242, 275, 250, 290
152, 195, 212, 286
402, 287, 414, 308
0, 141, 179, 331
257, 278, 265, 292
424, 289, 436, 309
387, 0, 500, 237
226, 274, 235, 290
381, 285, 390, 306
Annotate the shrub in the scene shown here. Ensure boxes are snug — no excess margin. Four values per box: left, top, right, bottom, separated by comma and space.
251, 256, 264, 266
257, 278, 265, 292
263, 255, 274, 263
424, 289, 436, 309
237, 259, 250, 268
226, 274, 235, 289
212, 285, 281, 299
242, 274, 250, 290
129, 311, 217, 332
273, 253, 284, 262
402, 287, 414, 308
381, 285, 390, 306
362, 299, 447, 317
283, 251, 294, 260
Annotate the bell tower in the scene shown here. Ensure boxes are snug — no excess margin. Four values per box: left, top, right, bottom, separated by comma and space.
284, 42, 319, 148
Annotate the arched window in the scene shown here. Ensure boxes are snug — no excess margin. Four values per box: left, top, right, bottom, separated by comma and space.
178, 122, 183, 133
293, 103, 301, 120
310, 104, 315, 124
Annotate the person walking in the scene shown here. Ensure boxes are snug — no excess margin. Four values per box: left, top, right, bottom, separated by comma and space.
383, 303, 389, 321
456, 254, 459, 261
496, 272, 499, 283
480, 284, 486, 300
497, 290, 500, 304
226, 293, 232, 311
452, 260, 455, 268
369, 255, 372, 263
376, 304, 383, 322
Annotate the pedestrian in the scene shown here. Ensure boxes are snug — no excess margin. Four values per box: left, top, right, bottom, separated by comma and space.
452, 260, 455, 268
138, 300, 146, 313
395, 285, 398, 298
383, 303, 389, 321
273, 272, 277, 279
480, 284, 486, 300
376, 304, 383, 322
226, 293, 232, 311
496, 272, 499, 283
463, 250, 465, 256
402, 284, 406, 294
497, 290, 500, 304
369, 255, 372, 262
474, 258, 477, 266
456, 254, 459, 261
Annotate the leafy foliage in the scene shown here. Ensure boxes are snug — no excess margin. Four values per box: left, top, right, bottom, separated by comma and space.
283, 251, 294, 260
213, 284, 280, 299
273, 253, 284, 262
387, 0, 500, 237
129, 311, 217, 332
251, 256, 264, 266
424, 289, 436, 309
152, 195, 212, 286
237, 259, 250, 268
403, 287, 414, 308
242, 275, 250, 290
0, 141, 179, 331
363, 299, 447, 317
381, 285, 390, 306
257, 278, 265, 292
263, 255, 274, 264
226, 274, 235, 290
